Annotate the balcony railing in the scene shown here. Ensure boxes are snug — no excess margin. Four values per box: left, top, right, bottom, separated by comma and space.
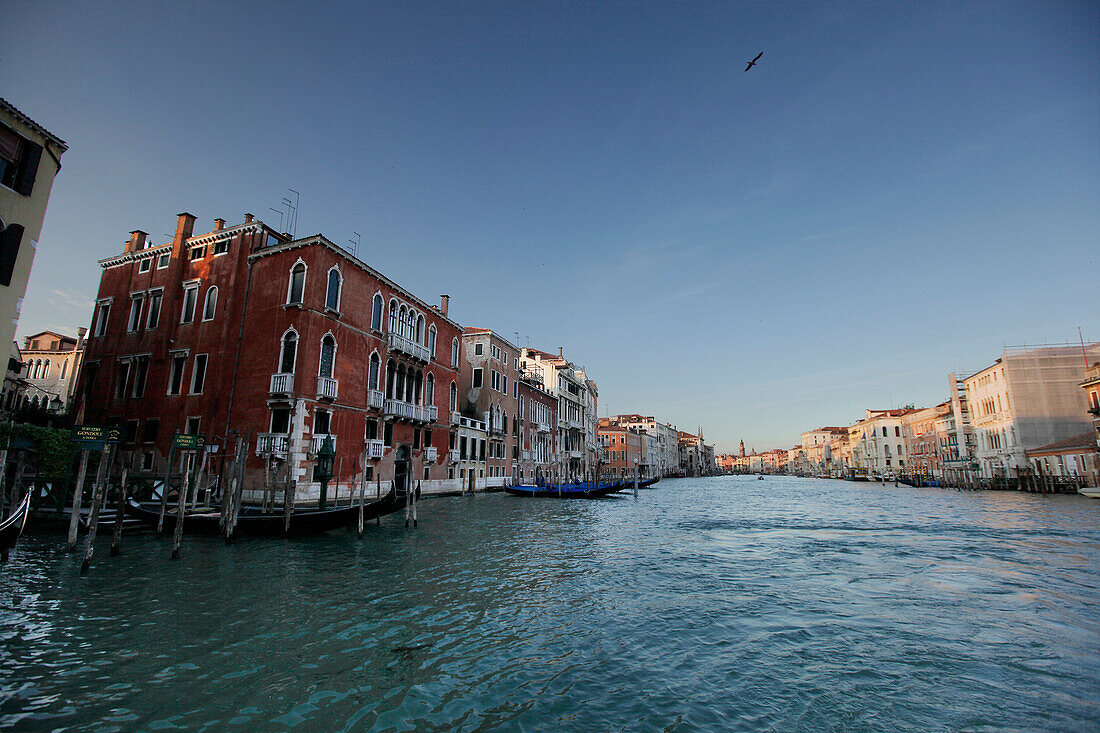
384, 398, 437, 423
568, 450, 583, 459
317, 376, 338, 401
489, 423, 505, 436
311, 434, 337, 455
270, 373, 294, 394
451, 411, 461, 425
536, 420, 551, 433
520, 369, 543, 386
367, 389, 384, 410
366, 439, 385, 459
423, 446, 438, 462
387, 331, 431, 362
449, 449, 461, 463
256, 433, 290, 456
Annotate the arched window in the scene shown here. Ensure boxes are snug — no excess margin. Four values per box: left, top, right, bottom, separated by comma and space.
60, 360, 68, 379
388, 299, 397, 332
416, 314, 425, 344
425, 373, 435, 406
398, 306, 408, 340
428, 325, 437, 357
386, 359, 396, 398
325, 267, 342, 311
319, 334, 336, 379
287, 262, 306, 304
43, 360, 51, 378
371, 294, 383, 330
279, 330, 298, 373
368, 352, 380, 391
413, 370, 422, 404
451, 338, 459, 367
450, 382, 458, 412
203, 286, 218, 320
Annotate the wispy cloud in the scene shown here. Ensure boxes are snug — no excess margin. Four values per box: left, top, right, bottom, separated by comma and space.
49, 289, 94, 312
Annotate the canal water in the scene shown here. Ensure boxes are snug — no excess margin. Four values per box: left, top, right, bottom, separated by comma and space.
1, 476, 1098, 731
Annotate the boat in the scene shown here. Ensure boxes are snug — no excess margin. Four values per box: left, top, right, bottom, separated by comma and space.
0, 492, 31, 559
125, 484, 402, 536
505, 481, 622, 499
1079, 487, 1100, 499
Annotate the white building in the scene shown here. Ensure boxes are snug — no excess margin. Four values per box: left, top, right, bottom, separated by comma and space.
852, 409, 919, 476
964, 344, 1100, 479
611, 414, 679, 477
520, 347, 595, 481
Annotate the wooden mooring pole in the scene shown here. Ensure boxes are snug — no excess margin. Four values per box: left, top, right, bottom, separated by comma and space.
80, 443, 114, 574
170, 449, 199, 559
109, 466, 130, 556
66, 449, 91, 552
156, 444, 178, 536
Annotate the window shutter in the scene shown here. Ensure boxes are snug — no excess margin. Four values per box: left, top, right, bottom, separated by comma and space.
0, 224, 25, 287
14, 142, 42, 196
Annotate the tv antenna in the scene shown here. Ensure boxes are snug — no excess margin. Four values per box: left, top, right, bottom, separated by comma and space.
268, 207, 285, 232
349, 231, 361, 259
287, 188, 300, 238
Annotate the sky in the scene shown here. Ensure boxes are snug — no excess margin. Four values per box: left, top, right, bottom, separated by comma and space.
3, 1, 1098, 453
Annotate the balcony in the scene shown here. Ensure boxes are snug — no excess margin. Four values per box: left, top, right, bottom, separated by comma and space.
423, 446, 438, 462
256, 433, 290, 456
489, 423, 505, 436
520, 368, 543, 386
449, 449, 461, 463
311, 434, 337, 455
270, 372, 294, 395
387, 331, 431, 362
384, 398, 437, 423
450, 411, 461, 425
536, 420, 551, 433
522, 449, 532, 460
317, 376, 338, 401
366, 439, 385, 459
568, 450, 583, 459
367, 389, 384, 410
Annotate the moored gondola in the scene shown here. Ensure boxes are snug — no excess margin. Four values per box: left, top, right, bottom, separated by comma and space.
125, 484, 402, 536
0, 492, 31, 559
504, 481, 622, 499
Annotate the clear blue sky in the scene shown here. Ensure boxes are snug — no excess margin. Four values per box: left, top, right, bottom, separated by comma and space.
4, 1, 1098, 452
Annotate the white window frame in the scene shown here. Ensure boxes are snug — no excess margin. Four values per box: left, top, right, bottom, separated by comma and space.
190, 353, 208, 394
180, 282, 199, 324
157, 252, 170, 269
287, 259, 308, 305
127, 292, 145, 332
325, 266, 342, 312
202, 286, 218, 321
138, 258, 151, 273
145, 289, 163, 330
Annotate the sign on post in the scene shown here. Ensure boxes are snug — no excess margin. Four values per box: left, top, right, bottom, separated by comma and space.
71, 425, 121, 447
173, 433, 206, 451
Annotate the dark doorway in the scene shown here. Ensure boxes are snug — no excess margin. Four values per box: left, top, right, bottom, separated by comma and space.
394, 445, 410, 496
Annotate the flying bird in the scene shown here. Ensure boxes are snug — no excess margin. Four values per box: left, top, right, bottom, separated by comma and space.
745, 51, 763, 72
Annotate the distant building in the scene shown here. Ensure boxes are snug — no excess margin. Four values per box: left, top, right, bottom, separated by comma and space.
901, 403, 953, 478
598, 420, 645, 480
852, 409, 921, 476
0, 99, 68, 366
517, 366, 558, 484
19, 328, 85, 411
520, 347, 595, 481
608, 414, 679, 477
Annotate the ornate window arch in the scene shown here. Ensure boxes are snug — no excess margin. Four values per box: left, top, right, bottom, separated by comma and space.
42, 360, 51, 378
287, 260, 307, 304
371, 293, 383, 331
425, 372, 435, 406
279, 328, 299, 374
325, 266, 342, 311
449, 381, 458, 412
416, 314, 425, 344
386, 358, 397, 398
368, 351, 381, 391
451, 338, 459, 367
60, 360, 68, 379
388, 299, 398, 332
202, 286, 218, 321
427, 325, 437, 357
318, 333, 337, 379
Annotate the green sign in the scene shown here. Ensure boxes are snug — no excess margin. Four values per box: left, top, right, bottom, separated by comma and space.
173, 433, 206, 451
72, 425, 121, 446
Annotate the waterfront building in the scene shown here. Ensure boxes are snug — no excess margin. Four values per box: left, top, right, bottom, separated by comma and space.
516, 368, 558, 484
852, 409, 920, 476
901, 403, 953, 479
78, 212, 466, 499
963, 344, 1100, 480
519, 347, 593, 481
19, 328, 85, 411
460, 328, 519, 488
2, 341, 27, 412
799, 427, 846, 475
598, 421, 645, 480
452, 414, 488, 493
1082, 362, 1100, 485
0, 99, 67, 364
608, 414, 679, 477
581, 372, 600, 476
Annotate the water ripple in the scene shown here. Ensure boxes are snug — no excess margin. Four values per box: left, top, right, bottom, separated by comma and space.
1, 477, 1098, 731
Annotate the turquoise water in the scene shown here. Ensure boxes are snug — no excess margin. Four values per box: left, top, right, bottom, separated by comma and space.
1, 476, 1098, 731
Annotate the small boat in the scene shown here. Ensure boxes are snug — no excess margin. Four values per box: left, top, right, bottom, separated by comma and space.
757, 475, 764, 480
0, 492, 31, 559
125, 484, 402, 536
505, 481, 622, 499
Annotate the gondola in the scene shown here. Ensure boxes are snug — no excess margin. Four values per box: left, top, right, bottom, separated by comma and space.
504, 481, 622, 499
0, 492, 31, 559
125, 484, 402, 536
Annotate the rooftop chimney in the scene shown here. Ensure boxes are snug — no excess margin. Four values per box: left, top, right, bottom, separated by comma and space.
125, 230, 148, 254
214, 218, 226, 231
558, 346, 563, 358
244, 213, 254, 223
440, 294, 450, 316
172, 212, 197, 260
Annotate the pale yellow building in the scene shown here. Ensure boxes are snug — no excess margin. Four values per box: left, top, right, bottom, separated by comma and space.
0, 99, 68, 364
